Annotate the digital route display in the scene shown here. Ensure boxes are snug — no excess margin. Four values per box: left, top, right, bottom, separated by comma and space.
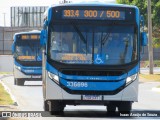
62, 10, 125, 20
21, 35, 40, 40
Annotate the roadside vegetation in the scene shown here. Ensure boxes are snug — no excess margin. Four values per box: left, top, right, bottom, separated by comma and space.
0, 72, 13, 74
117, 0, 160, 47
140, 60, 160, 68
0, 83, 13, 105
139, 74, 160, 82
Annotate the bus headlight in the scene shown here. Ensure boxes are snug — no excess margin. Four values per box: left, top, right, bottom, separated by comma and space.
15, 65, 21, 71
126, 73, 137, 85
48, 72, 59, 84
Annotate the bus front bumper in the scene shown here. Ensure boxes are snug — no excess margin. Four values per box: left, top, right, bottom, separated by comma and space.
14, 65, 42, 80
45, 74, 138, 103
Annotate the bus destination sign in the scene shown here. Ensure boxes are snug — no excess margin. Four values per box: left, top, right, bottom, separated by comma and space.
62, 10, 125, 20
21, 35, 40, 40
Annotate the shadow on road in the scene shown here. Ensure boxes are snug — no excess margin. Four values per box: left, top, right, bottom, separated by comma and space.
22, 85, 42, 87
46, 110, 160, 118
47, 111, 122, 118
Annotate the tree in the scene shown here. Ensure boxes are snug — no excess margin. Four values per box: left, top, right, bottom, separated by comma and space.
152, 1, 160, 48
153, 1, 160, 26
117, 0, 147, 24
116, 0, 160, 48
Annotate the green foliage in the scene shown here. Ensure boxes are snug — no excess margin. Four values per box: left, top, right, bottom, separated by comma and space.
0, 83, 13, 105
116, 0, 160, 48
153, 37, 160, 48
153, 1, 160, 26
141, 60, 160, 67
116, 0, 130, 4
116, 0, 147, 24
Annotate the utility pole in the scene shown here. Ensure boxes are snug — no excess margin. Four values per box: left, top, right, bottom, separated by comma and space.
3, 13, 6, 27
147, 0, 153, 74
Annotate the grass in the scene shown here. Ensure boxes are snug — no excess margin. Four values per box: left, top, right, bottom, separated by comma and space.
139, 74, 160, 82
140, 60, 160, 67
0, 72, 13, 75
0, 83, 13, 105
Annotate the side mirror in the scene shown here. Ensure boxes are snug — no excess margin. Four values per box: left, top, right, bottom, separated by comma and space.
141, 32, 148, 46
12, 44, 16, 58
11, 43, 14, 54
40, 29, 47, 46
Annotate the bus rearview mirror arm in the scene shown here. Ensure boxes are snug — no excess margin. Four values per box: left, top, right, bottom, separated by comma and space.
40, 20, 48, 46
140, 15, 148, 46
141, 32, 148, 46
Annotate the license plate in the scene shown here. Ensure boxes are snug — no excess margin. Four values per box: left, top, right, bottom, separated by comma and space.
83, 95, 102, 100
32, 75, 42, 78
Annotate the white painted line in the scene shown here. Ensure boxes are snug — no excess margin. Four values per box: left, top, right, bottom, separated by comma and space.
152, 87, 160, 92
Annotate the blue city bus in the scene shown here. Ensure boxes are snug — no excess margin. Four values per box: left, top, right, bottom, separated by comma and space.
12, 30, 42, 86
40, 1, 147, 113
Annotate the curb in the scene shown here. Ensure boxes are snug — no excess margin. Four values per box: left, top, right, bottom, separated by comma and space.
0, 80, 18, 106
152, 87, 160, 92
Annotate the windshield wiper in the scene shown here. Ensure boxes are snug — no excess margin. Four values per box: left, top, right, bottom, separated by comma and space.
100, 27, 113, 54
102, 33, 111, 45
71, 22, 87, 44
71, 22, 88, 54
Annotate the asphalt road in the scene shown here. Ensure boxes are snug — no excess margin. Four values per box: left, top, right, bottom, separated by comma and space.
140, 67, 160, 73
1, 75, 160, 120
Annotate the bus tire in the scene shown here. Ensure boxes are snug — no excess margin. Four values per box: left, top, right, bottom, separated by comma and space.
14, 78, 17, 85
118, 101, 132, 113
50, 101, 65, 115
16, 79, 25, 86
107, 104, 116, 112
44, 100, 49, 111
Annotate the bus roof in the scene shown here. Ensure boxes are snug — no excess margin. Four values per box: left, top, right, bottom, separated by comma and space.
14, 30, 41, 36
43, 1, 138, 22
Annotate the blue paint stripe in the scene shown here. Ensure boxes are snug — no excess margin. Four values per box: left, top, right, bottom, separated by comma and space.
48, 7, 52, 23
46, 62, 58, 75
59, 72, 127, 81
14, 60, 42, 74
60, 78, 125, 91
128, 64, 139, 76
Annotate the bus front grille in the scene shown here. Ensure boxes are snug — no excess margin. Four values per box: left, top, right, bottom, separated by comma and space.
61, 70, 124, 76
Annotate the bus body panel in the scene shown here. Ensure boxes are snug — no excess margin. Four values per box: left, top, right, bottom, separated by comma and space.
46, 73, 63, 99
45, 69, 138, 102
42, 2, 141, 111
121, 77, 138, 101
14, 65, 32, 79
46, 73, 81, 100
14, 65, 42, 79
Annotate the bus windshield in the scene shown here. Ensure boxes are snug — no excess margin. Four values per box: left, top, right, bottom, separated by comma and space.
49, 24, 137, 65
15, 40, 42, 61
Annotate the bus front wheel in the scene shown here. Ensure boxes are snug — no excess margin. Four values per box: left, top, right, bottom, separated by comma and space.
44, 100, 49, 111
118, 101, 132, 113
50, 101, 65, 115
107, 103, 116, 112
15, 79, 25, 86
14, 78, 17, 85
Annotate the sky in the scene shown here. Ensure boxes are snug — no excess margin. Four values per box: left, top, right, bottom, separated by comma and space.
0, 0, 115, 26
